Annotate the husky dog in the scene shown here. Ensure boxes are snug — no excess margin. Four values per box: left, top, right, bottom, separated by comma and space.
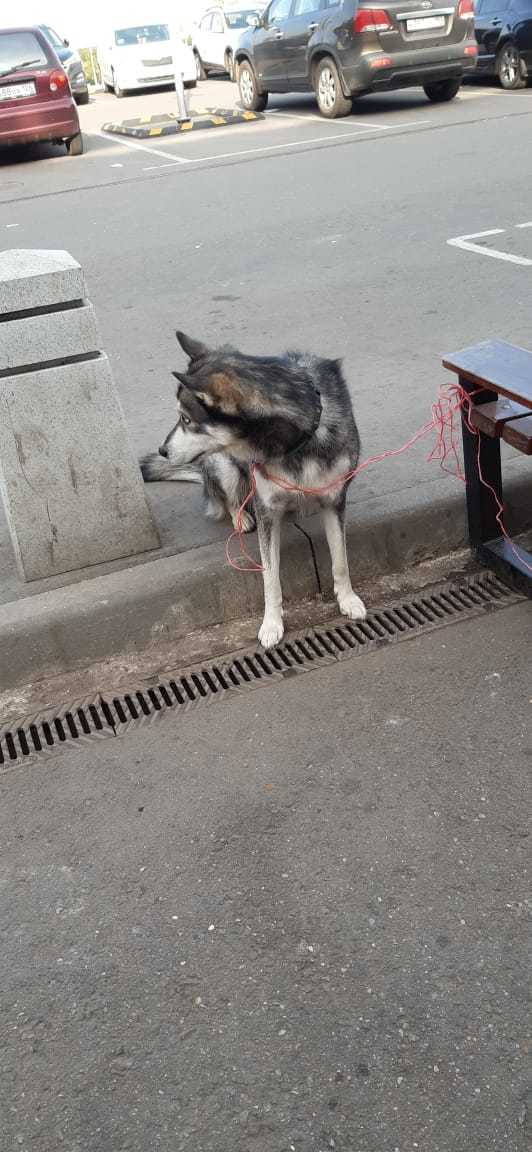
141, 331, 366, 649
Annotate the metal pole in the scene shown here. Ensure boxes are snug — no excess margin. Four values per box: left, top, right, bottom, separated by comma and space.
175, 69, 189, 122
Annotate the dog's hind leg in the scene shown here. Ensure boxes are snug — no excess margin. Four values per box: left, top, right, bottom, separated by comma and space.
321, 500, 366, 621
256, 505, 284, 649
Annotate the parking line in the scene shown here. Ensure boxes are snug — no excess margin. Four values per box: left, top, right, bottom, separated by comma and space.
267, 108, 431, 129
447, 228, 532, 266
516, 221, 532, 228
96, 131, 190, 164
141, 127, 379, 170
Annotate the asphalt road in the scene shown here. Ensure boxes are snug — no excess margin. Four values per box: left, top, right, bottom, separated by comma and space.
1, 601, 530, 1151
1, 80, 532, 590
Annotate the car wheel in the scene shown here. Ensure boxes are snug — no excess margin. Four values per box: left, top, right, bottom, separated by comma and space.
237, 61, 268, 111
75, 91, 89, 106
104, 81, 113, 92
314, 57, 352, 118
112, 72, 125, 98
66, 132, 84, 156
496, 42, 526, 89
225, 51, 236, 81
423, 78, 462, 102
194, 51, 207, 80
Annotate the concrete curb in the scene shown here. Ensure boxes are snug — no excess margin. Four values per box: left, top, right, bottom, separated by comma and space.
0, 470, 530, 695
101, 109, 264, 137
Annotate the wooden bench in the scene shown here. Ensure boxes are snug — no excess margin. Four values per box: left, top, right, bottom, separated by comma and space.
443, 339, 532, 591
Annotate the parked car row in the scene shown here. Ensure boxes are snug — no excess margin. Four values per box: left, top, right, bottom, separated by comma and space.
192, 0, 532, 113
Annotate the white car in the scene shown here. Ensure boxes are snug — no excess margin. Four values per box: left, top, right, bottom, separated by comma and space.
99, 22, 196, 98
193, 8, 262, 82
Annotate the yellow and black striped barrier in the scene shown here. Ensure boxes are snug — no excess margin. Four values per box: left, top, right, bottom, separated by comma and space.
102, 108, 264, 138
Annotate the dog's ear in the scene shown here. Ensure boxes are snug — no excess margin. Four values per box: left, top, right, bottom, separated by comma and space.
176, 331, 209, 361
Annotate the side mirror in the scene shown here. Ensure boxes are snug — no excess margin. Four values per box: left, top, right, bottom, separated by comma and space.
247, 13, 261, 26
63, 38, 70, 47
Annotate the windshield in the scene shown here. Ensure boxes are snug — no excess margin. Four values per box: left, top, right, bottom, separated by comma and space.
225, 10, 261, 27
114, 24, 169, 46
0, 31, 47, 73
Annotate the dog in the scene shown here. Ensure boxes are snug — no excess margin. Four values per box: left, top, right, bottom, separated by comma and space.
141, 331, 366, 649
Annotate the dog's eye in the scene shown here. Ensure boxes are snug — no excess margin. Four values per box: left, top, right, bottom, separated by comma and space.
181, 414, 191, 427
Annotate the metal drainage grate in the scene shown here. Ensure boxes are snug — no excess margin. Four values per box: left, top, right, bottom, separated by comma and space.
0, 571, 522, 770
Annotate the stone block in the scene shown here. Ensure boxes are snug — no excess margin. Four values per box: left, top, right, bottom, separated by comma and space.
0, 355, 159, 580
0, 303, 99, 371
0, 250, 85, 314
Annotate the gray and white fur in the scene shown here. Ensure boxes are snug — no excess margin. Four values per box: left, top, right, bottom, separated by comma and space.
141, 331, 366, 649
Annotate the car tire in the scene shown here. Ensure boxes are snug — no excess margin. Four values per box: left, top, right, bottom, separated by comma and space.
314, 57, 352, 118
104, 81, 113, 92
66, 132, 84, 156
237, 60, 268, 111
75, 91, 89, 106
423, 78, 461, 102
194, 51, 207, 80
112, 72, 125, 98
496, 42, 527, 89
225, 51, 236, 81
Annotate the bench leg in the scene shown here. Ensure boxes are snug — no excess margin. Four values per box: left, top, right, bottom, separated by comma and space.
460, 377, 503, 546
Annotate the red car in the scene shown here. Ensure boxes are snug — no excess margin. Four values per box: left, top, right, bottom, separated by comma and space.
0, 26, 83, 155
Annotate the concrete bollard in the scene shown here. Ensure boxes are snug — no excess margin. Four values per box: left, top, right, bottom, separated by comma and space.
0, 249, 160, 581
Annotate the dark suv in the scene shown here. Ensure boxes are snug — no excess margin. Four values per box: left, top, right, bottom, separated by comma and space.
236, 0, 477, 116
474, 0, 532, 87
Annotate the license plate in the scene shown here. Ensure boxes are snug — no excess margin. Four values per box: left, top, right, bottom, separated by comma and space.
406, 15, 446, 30
0, 81, 36, 101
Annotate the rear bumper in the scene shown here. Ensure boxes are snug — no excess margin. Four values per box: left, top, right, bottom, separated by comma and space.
343, 42, 478, 93
0, 96, 80, 147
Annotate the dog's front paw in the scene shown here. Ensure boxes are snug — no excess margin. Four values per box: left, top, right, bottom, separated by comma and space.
338, 592, 367, 621
258, 615, 284, 649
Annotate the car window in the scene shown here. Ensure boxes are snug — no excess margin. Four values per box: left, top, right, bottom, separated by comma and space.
0, 31, 48, 72
114, 25, 169, 46
44, 26, 64, 49
293, 0, 320, 13
477, 0, 510, 12
266, 0, 293, 23
199, 13, 214, 29
211, 12, 225, 32
225, 10, 261, 27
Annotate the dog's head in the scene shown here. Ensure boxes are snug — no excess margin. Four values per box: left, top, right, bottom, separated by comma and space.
159, 331, 323, 466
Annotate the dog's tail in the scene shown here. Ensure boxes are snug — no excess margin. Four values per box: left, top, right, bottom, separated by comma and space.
140, 453, 203, 485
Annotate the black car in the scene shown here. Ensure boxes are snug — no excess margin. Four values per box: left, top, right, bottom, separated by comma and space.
474, 0, 532, 87
235, 0, 478, 117
38, 25, 89, 104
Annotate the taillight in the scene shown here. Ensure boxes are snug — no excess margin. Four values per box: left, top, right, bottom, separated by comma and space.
457, 0, 474, 16
49, 68, 69, 94
354, 7, 392, 33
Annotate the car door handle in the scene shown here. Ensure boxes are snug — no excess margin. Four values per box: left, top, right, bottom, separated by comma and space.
273, 28, 284, 38
491, 18, 501, 24
308, 22, 319, 30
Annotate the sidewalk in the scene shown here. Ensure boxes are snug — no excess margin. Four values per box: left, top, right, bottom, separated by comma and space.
1, 434, 530, 706
1, 602, 529, 1152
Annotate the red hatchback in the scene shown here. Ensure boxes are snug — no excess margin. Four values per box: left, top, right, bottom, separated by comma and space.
0, 26, 82, 155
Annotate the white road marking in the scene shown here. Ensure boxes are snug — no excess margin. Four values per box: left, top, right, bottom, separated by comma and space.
515, 220, 532, 228
5, 223, 19, 228
141, 126, 392, 171
447, 228, 532, 266
96, 131, 189, 163
110, 162, 124, 168
267, 108, 430, 129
